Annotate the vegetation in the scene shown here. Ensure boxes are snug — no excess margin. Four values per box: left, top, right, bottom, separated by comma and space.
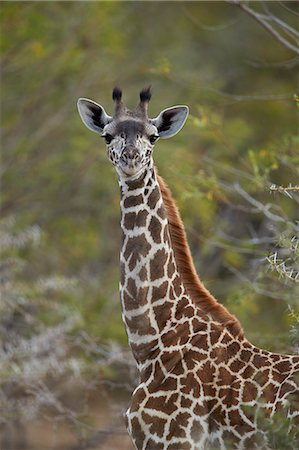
1, 1, 298, 449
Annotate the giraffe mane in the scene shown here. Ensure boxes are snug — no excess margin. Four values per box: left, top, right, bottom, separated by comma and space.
157, 173, 244, 338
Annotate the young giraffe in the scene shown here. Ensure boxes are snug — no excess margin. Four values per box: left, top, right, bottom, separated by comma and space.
77, 87, 299, 450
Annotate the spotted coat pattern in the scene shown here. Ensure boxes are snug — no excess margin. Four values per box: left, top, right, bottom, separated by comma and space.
119, 167, 299, 450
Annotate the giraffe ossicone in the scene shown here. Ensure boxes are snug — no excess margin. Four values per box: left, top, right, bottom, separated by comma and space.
77, 87, 299, 450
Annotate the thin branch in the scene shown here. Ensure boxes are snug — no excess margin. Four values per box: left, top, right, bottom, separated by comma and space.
278, 1, 299, 19
228, 1, 299, 55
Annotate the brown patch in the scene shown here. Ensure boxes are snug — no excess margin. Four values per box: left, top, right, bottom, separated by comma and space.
194, 402, 208, 416
145, 392, 178, 415
138, 266, 147, 281
122, 290, 135, 310
123, 212, 136, 230
130, 388, 146, 412
240, 349, 252, 362
181, 397, 192, 408
125, 170, 147, 190
154, 301, 173, 331
127, 277, 137, 298
194, 333, 209, 353
152, 281, 168, 303
228, 409, 243, 427
172, 359, 185, 376
253, 354, 269, 369
120, 262, 125, 286
210, 405, 226, 430
227, 341, 240, 356
124, 234, 151, 270
140, 363, 153, 383
160, 350, 181, 373
218, 367, 232, 386
124, 194, 143, 208
173, 275, 182, 296
190, 420, 204, 442
219, 387, 240, 407
197, 361, 214, 384
145, 438, 164, 450
210, 346, 225, 365
229, 359, 245, 373
280, 381, 296, 397
161, 329, 180, 347
274, 359, 291, 373
175, 296, 189, 319
242, 381, 258, 402
167, 412, 190, 439
167, 258, 176, 279
168, 443, 191, 450
148, 186, 160, 209
148, 215, 162, 243
210, 323, 222, 345
130, 417, 145, 449
142, 412, 166, 438
159, 376, 178, 392
131, 339, 159, 364
157, 205, 166, 220
181, 373, 201, 398
192, 317, 207, 334
136, 209, 149, 227
254, 369, 270, 386
126, 311, 156, 336
262, 382, 278, 403
242, 364, 256, 379
150, 249, 167, 281
185, 349, 200, 370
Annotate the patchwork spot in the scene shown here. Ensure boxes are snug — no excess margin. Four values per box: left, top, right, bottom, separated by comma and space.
218, 367, 232, 386
157, 205, 166, 220
123, 210, 148, 230
124, 234, 151, 270
167, 412, 190, 439
142, 412, 167, 438
150, 249, 167, 281
145, 393, 178, 415
154, 301, 172, 331
181, 373, 201, 398
138, 265, 147, 281
190, 420, 204, 442
242, 381, 259, 402
148, 215, 162, 243
152, 281, 168, 303
197, 361, 214, 384
130, 417, 145, 449
124, 194, 143, 208
148, 186, 160, 209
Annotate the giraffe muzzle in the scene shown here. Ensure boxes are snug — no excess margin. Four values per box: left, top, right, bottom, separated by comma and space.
121, 149, 141, 165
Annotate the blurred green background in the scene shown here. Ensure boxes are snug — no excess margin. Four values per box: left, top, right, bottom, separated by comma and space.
1, 2, 298, 449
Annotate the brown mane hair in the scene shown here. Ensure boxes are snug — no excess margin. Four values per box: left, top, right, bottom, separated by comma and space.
157, 173, 244, 338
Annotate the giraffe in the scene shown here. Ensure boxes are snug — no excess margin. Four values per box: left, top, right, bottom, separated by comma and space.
77, 87, 299, 450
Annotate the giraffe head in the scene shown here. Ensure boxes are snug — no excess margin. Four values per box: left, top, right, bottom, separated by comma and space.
77, 87, 189, 178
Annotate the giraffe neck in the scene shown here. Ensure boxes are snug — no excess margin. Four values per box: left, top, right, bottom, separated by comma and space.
119, 166, 186, 366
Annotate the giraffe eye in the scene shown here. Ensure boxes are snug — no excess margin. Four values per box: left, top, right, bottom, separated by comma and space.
103, 134, 113, 144
149, 135, 159, 145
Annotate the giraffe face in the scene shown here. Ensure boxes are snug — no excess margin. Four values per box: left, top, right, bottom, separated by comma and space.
77, 88, 189, 179
101, 118, 159, 178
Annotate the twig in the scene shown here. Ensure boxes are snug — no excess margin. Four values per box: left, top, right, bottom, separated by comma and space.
227, 1, 299, 55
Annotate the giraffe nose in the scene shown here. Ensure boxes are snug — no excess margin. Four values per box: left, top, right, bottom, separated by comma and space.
121, 149, 141, 163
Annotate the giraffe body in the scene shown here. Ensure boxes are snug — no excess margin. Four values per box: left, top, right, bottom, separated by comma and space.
77, 88, 299, 450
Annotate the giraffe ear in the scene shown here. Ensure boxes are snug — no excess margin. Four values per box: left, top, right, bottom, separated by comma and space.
151, 106, 189, 138
77, 98, 112, 133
